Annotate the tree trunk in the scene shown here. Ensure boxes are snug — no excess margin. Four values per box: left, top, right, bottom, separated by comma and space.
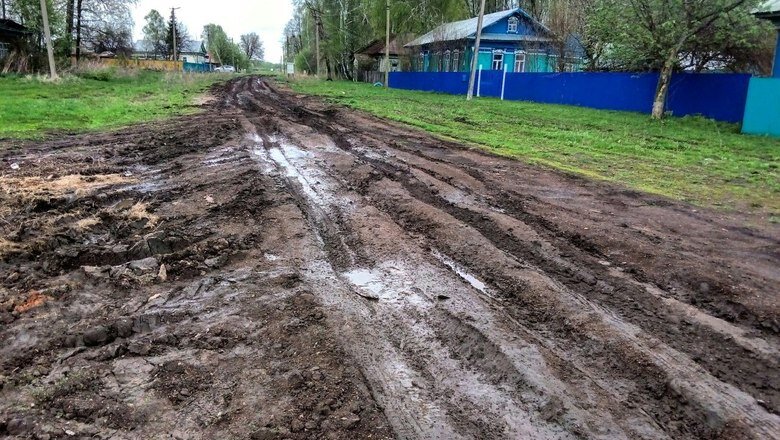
75, 0, 83, 64
651, 48, 677, 119
325, 57, 333, 81
66, 0, 74, 37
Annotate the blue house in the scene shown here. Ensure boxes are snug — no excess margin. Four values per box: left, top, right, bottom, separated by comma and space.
405, 8, 584, 73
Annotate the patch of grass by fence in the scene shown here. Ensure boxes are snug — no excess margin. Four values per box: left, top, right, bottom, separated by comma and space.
289, 78, 780, 216
0, 69, 229, 139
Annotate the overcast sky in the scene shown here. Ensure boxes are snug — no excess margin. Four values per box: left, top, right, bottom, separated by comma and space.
130, 0, 294, 61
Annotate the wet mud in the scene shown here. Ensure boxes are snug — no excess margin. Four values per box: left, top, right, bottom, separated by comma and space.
1, 76, 778, 439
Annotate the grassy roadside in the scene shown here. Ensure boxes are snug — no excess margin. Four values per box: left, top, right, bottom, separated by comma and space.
0, 70, 231, 139
288, 78, 780, 216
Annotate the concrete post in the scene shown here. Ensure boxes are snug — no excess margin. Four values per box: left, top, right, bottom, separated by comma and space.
477, 64, 482, 97
501, 63, 507, 100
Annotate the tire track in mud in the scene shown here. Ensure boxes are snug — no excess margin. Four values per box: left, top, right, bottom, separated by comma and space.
225, 76, 780, 439
248, 77, 780, 413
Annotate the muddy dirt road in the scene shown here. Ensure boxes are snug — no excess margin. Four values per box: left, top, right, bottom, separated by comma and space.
1, 76, 779, 439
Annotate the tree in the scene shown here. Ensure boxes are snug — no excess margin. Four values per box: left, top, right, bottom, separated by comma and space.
240, 32, 264, 60
166, 8, 189, 59
142, 9, 167, 59
588, 0, 765, 119
89, 19, 132, 55
203, 23, 249, 69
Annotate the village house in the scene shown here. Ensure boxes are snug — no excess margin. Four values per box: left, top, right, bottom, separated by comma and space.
0, 18, 33, 66
405, 8, 584, 73
132, 39, 208, 64
356, 33, 415, 73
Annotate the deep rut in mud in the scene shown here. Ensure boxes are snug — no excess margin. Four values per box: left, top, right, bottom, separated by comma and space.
1, 76, 778, 439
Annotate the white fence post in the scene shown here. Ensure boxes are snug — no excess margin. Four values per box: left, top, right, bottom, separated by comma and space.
501, 63, 507, 100
477, 64, 482, 97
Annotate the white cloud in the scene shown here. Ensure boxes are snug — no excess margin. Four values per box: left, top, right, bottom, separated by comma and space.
131, 0, 294, 61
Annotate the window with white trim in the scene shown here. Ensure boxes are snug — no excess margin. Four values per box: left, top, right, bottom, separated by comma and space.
492, 50, 504, 70
514, 51, 526, 72
419, 52, 425, 71
452, 50, 460, 72
443, 50, 451, 72
0, 43, 8, 61
507, 17, 519, 33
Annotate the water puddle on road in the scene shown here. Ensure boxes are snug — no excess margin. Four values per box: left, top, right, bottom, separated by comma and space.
343, 268, 385, 299
431, 249, 489, 294
342, 264, 430, 306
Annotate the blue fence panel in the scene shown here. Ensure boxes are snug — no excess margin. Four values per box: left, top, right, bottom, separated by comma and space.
388, 71, 751, 123
742, 77, 780, 137
501, 72, 658, 113
183, 62, 210, 73
667, 73, 751, 123
388, 72, 469, 94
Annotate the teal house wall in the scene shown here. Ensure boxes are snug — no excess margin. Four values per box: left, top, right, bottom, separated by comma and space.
742, 78, 780, 137
405, 8, 584, 73
774, 31, 780, 78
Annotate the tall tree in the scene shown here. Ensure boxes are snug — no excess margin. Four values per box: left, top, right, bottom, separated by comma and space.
203, 23, 248, 69
588, 0, 765, 118
239, 32, 264, 60
165, 8, 188, 59
142, 9, 167, 59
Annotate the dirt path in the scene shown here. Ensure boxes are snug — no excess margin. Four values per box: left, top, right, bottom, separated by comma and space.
1, 76, 778, 439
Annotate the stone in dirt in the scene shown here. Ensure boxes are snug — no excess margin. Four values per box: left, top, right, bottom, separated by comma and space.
83, 325, 113, 346
128, 257, 159, 273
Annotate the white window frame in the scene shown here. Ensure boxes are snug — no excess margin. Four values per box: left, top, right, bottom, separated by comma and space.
491, 49, 504, 71
0, 42, 8, 61
507, 17, 519, 33
452, 50, 460, 72
419, 52, 425, 71
514, 50, 526, 72
443, 50, 451, 72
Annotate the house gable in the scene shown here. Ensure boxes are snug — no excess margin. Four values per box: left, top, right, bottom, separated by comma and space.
481, 12, 544, 37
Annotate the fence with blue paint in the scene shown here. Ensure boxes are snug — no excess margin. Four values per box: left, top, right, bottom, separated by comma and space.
183, 62, 210, 73
388, 71, 751, 123
742, 78, 780, 137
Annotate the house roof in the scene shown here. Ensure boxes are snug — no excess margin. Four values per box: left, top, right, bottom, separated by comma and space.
405, 8, 549, 47
755, 0, 780, 13
754, 0, 780, 20
357, 34, 414, 56
467, 34, 551, 43
0, 19, 34, 38
133, 39, 206, 54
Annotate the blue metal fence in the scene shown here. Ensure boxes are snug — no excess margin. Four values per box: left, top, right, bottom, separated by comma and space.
183, 62, 210, 73
388, 71, 752, 123
742, 78, 780, 137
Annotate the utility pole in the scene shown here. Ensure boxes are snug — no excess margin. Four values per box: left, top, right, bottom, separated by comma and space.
384, 0, 390, 88
171, 7, 180, 62
40, 0, 58, 79
466, 0, 486, 101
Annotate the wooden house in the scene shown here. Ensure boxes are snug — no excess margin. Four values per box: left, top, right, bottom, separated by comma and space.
405, 8, 584, 73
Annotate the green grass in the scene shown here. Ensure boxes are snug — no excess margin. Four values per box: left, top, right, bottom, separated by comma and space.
0, 70, 230, 139
289, 78, 780, 215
